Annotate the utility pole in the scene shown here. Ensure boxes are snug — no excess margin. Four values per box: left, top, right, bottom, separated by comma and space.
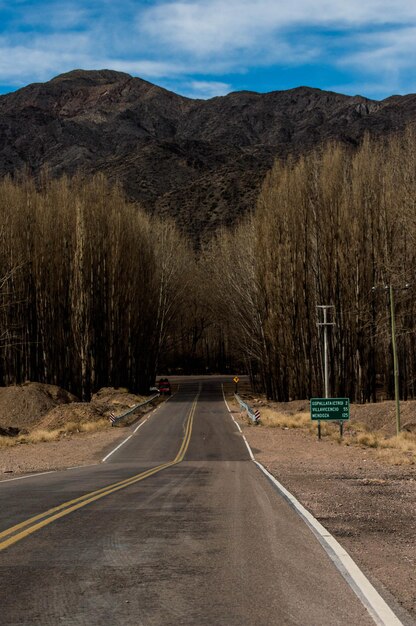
372, 284, 409, 436
317, 305, 335, 439
389, 285, 401, 435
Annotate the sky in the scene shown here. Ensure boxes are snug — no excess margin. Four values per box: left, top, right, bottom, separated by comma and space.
1, 0, 416, 100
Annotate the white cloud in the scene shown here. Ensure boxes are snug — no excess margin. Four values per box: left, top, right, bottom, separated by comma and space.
339, 27, 416, 71
133, 0, 416, 92
328, 81, 395, 98
334, 27, 416, 95
138, 0, 416, 58
102, 59, 186, 79
0, 34, 91, 83
182, 80, 232, 98
19, 3, 91, 30
0, 45, 184, 87
1, 0, 416, 99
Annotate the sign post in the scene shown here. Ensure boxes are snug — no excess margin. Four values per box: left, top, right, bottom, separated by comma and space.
233, 376, 240, 394
310, 398, 350, 438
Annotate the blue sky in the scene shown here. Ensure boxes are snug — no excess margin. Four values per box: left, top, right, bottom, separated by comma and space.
1, 0, 416, 100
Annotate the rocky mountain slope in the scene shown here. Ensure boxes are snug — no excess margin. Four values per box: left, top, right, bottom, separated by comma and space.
1, 69, 415, 239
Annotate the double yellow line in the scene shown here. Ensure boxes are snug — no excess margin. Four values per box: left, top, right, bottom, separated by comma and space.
0, 391, 200, 553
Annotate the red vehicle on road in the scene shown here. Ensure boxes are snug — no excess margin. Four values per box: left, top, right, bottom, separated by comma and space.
158, 378, 171, 396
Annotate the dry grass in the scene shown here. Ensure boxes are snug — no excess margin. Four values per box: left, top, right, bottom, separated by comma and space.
353, 432, 380, 448
24, 429, 61, 443
0, 418, 111, 448
381, 432, 416, 452
79, 419, 109, 433
259, 408, 310, 429
376, 449, 415, 466
233, 393, 416, 466
0, 436, 17, 447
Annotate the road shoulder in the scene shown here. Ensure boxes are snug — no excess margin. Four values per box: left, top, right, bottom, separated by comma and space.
0, 428, 125, 479
241, 421, 416, 624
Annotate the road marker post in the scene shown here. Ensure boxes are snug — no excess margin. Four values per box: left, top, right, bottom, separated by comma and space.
233, 376, 240, 394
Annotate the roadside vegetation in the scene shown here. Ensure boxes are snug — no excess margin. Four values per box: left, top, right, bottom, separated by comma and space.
0, 419, 110, 448
232, 396, 416, 465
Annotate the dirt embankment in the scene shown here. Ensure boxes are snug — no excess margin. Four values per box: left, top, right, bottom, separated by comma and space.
0, 382, 151, 432
0, 382, 77, 432
0, 382, 156, 477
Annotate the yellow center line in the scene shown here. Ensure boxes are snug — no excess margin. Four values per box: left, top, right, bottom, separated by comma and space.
0, 390, 200, 552
174, 393, 198, 463
0, 461, 169, 542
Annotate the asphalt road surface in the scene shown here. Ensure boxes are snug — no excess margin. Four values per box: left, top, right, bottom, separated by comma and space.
0, 378, 378, 625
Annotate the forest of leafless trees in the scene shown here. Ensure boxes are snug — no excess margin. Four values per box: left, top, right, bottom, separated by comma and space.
1, 130, 416, 402
0, 174, 194, 398
205, 129, 416, 401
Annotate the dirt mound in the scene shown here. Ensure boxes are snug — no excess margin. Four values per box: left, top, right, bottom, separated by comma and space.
350, 401, 416, 436
0, 385, 148, 433
38, 403, 105, 430
91, 387, 146, 413
402, 421, 416, 433
37, 387, 153, 432
0, 382, 78, 430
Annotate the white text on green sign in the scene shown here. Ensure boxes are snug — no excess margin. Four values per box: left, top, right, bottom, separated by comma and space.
310, 398, 350, 421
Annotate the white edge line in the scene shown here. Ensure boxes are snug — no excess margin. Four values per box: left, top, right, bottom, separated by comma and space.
0, 395, 173, 481
102, 391, 176, 462
242, 435, 255, 461
221, 384, 233, 414
90, 392, 174, 464
221, 384, 403, 626
222, 385, 253, 458
133, 416, 149, 433
102, 435, 132, 462
0, 470, 56, 483
253, 461, 403, 626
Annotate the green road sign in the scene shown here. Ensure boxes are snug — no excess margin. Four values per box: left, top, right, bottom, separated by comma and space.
310, 398, 350, 421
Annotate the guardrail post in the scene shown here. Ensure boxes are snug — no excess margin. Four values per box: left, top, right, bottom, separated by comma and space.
108, 392, 160, 425
234, 394, 260, 424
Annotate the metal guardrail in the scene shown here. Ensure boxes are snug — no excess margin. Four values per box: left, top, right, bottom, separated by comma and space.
109, 393, 160, 425
234, 394, 260, 424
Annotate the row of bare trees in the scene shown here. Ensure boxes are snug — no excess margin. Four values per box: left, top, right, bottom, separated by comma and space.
204, 130, 416, 401
0, 174, 193, 398
2, 130, 416, 402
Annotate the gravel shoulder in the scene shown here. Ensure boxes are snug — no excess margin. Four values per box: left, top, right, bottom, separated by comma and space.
0, 427, 125, 478
241, 417, 416, 624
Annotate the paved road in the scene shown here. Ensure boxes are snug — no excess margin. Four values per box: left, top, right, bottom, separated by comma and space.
0, 378, 376, 625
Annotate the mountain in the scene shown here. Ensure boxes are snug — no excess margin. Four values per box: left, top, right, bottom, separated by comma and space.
1, 69, 416, 239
